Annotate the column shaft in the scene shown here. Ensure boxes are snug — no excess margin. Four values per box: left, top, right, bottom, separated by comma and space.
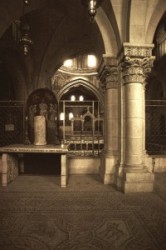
98, 56, 119, 184
124, 82, 144, 169
105, 87, 118, 156
118, 43, 155, 192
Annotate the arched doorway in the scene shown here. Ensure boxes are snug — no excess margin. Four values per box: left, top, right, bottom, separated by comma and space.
58, 82, 104, 157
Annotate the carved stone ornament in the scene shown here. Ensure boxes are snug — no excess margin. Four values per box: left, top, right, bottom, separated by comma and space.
122, 56, 154, 84
142, 56, 155, 76
98, 57, 118, 90
123, 43, 153, 57
51, 71, 69, 93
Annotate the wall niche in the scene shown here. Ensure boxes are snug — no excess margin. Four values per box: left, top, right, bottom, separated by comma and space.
27, 88, 60, 145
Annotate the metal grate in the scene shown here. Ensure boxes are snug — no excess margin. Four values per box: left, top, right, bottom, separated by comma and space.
1, 100, 164, 156
146, 100, 166, 155
0, 101, 25, 146
66, 136, 104, 156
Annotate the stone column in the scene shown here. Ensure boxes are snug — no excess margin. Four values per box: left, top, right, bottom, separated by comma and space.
98, 56, 119, 184
119, 43, 155, 192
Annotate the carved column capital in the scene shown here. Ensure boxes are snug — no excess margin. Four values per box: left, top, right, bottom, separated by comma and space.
120, 43, 155, 84
98, 56, 118, 90
122, 43, 154, 57
122, 57, 144, 84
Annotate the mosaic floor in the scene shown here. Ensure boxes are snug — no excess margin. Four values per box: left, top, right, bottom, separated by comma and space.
0, 173, 166, 250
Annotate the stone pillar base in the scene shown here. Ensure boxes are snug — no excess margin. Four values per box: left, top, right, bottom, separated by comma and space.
99, 152, 118, 185
100, 173, 116, 185
117, 171, 155, 193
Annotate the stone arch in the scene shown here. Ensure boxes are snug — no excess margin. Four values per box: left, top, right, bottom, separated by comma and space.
56, 78, 104, 112
129, 0, 148, 43
146, 2, 166, 43
96, 7, 119, 56
129, 0, 166, 44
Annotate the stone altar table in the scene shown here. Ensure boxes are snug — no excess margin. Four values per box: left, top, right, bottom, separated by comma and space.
0, 144, 68, 188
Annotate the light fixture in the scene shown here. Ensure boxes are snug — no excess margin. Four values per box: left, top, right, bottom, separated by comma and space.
19, 0, 33, 55
69, 112, 74, 120
81, 0, 103, 22
24, 0, 30, 5
79, 95, 84, 101
60, 112, 65, 121
19, 22, 33, 55
63, 59, 73, 68
87, 55, 97, 68
70, 95, 76, 101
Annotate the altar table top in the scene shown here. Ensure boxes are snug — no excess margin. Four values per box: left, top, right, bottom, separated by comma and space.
0, 144, 68, 154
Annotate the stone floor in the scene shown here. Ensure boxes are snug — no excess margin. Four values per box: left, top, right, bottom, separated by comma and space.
0, 173, 166, 250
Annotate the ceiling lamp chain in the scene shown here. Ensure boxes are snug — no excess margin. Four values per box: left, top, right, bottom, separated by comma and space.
19, 0, 33, 56
81, 0, 103, 22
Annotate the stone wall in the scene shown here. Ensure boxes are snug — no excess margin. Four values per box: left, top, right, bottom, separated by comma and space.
145, 155, 166, 172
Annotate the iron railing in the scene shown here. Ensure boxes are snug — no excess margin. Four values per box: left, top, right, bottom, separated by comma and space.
1, 100, 165, 156
146, 100, 166, 155
0, 101, 25, 146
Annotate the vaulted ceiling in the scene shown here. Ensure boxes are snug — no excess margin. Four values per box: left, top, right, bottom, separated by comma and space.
0, 0, 106, 98
0, 0, 165, 100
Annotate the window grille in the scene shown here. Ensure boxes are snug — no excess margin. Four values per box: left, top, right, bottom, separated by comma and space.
0, 101, 25, 146
146, 100, 166, 155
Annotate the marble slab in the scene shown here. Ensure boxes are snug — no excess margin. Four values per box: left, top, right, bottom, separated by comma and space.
0, 144, 68, 154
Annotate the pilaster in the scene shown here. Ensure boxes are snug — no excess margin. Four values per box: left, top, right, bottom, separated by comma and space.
117, 43, 155, 193
98, 56, 119, 184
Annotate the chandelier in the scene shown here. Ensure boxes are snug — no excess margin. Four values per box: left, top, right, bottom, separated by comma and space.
19, 0, 33, 55
19, 22, 33, 56
81, 0, 103, 22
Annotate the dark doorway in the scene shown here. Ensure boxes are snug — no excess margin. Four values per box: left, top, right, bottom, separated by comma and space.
23, 154, 61, 175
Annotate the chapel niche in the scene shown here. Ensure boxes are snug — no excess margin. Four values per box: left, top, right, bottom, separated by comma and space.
27, 88, 60, 145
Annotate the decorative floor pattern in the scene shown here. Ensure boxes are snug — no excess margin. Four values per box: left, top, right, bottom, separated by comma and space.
0, 174, 166, 250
